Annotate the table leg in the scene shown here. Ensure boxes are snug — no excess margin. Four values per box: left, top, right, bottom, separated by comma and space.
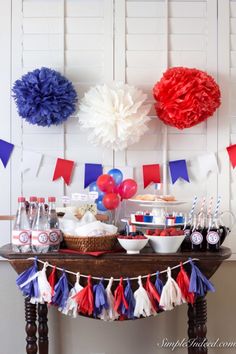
25, 297, 38, 354
38, 304, 49, 354
187, 296, 208, 354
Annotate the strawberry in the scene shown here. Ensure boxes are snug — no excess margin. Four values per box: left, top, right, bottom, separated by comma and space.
160, 230, 168, 236
146, 229, 154, 235
170, 230, 177, 236
154, 229, 161, 236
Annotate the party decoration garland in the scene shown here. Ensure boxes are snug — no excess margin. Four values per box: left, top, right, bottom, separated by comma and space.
79, 82, 151, 151
16, 257, 215, 322
12, 67, 77, 127
153, 67, 221, 129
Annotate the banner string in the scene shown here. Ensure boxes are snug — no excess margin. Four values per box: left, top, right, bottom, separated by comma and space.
27, 257, 200, 282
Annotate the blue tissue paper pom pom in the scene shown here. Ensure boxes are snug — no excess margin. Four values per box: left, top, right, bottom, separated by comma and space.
12, 67, 78, 127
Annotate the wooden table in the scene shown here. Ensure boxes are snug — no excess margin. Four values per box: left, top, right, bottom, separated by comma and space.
0, 244, 231, 354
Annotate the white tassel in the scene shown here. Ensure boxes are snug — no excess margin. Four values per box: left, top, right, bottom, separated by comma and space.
98, 278, 119, 321
30, 262, 52, 304
159, 267, 183, 311
60, 273, 83, 318
134, 276, 156, 318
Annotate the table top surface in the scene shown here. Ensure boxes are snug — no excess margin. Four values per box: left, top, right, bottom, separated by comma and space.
0, 244, 232, 261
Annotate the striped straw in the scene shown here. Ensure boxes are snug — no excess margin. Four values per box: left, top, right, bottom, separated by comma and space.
213, 196, 222, 221
199, 197, 206, 216
189, 195, 198, 221
207, 196, 214, 216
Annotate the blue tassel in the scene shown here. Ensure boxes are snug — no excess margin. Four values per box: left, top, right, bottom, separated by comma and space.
122, 279, 136, 319
189, 258, 215, 296
155, 272, 163, 296
52, 271, 69, 310
93, 278, 108, 317
16, 258, 39, 298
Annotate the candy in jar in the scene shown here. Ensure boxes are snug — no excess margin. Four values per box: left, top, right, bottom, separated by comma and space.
12, 197, 31, 253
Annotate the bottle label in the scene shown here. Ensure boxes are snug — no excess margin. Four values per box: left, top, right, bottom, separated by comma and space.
191, 231, 203, 245
12, 230, 31, 245
207, 231, 220, 245
32, 230, 61, 246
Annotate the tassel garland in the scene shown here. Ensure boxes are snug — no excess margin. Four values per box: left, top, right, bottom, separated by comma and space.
15, 257, 215, 321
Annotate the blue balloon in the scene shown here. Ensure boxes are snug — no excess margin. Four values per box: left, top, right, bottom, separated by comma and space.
108, 168, 123, 185
96, 196, 107, 212
89, 182, 105, 197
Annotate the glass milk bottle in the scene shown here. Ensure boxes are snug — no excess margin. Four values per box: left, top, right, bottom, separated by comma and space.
48, 197, 61, 252
12, 197, 31, 253
32, 198, 50, 253
190, 214, 205, 251
206, 215, 221, 252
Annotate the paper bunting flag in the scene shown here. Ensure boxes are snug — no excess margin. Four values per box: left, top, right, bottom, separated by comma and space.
227, 144, 236, 168
169, 160, 189, 184
143, 164, 161, 189
197, 153, 218, 179
0, 139, 14, 168
22, 150, 43, 177
84, 163, 103, 188
53, 158, 75, 185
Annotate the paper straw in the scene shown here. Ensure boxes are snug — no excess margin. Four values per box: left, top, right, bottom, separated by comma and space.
189, 195, 198, 221
213, 196, 222, 220
207, 196, 214, 216
199, 197, 206, 216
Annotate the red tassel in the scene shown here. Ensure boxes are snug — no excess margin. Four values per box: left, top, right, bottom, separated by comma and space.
48, 266, 56, 299
73, 276, 94, 315
114, 278, 128, 314
176, 263, 195, 305
145, 274, 161, 311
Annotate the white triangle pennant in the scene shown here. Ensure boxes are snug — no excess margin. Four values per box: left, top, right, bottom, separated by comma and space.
21, 150, 43, 177
197, 152, 219, 179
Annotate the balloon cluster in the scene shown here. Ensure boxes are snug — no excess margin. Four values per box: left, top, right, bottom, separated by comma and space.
89, 169, 137, 211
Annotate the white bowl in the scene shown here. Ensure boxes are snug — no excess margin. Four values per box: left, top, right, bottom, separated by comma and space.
118, 237, 148, 254
146, 235, 185, 254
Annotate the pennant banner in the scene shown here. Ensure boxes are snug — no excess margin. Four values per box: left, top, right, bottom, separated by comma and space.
169, 160, 189, 184
197, 153, 218, 179
0, 139, 14, 168
84, 163, 103, 188
22, 151, 43, 177
227, 144, 236, 168
53, 158, 75, 185
143, 164, 161, 189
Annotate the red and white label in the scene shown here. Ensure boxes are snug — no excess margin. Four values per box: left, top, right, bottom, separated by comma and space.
191, 231, 203, 245
32, 229, 60, 246
12, 230, 31, 245
207, 231, 220, 245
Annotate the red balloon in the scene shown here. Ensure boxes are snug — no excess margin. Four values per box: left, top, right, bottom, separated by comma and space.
103, 193, 120, 210
118, 179, 137, 200
97, 174, 115, 193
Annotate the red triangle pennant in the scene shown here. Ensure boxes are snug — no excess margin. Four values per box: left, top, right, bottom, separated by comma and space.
227, 144, 236, 168
143, 164, 161, 189
52, 158, 75, 185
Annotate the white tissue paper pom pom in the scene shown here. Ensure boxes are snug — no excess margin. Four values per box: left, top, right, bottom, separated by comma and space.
98, 278, 119, 321
79, 82, 151, 151
134, 276, 156, 318
60, 273, 83, 318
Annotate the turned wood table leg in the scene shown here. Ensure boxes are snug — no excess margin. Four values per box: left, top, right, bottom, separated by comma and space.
38, 304, 49, 354
25, 297, 38, 354
187, 296, 208, 354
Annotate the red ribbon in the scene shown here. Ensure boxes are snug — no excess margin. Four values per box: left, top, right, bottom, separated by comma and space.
143, 164, 161, 189
227, 144, 236, 169
114, 278, 128, 314
52, 158, 75, 185
145, 274, 161, 311
73, 276, 94, 315
176, 263, 195, 305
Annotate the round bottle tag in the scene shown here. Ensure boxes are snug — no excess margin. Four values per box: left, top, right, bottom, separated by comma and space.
12, 230, 31, 245
32, 230, 49, 245
191, 231, 203, 245
49, 229, 60, 244
207, 231, 220, 245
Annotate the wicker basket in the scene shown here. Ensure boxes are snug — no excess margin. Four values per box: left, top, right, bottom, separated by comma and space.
63, 234, 117, 252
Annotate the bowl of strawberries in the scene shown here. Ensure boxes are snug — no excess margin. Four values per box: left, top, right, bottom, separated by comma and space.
117, 232, 148, 254
145, 228, 185, 253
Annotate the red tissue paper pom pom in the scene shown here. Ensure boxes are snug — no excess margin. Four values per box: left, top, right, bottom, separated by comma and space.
153, 67, 221, 129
